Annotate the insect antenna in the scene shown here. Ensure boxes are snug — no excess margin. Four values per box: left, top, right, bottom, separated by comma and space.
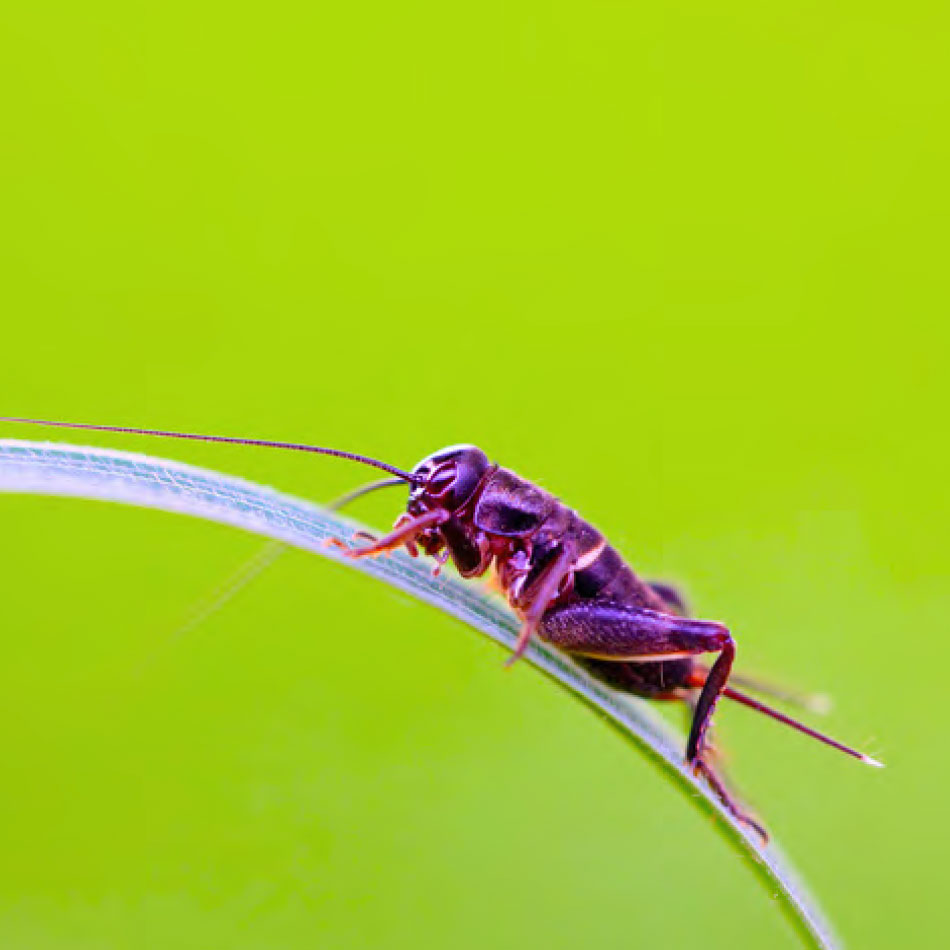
326, 476, 407, 511
0, 416, 423, 482
722, 685, 883, 767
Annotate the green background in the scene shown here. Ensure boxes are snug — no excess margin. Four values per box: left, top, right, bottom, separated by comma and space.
0, 3, 946, 947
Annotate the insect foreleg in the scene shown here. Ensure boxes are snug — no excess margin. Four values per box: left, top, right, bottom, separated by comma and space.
334, 508, 450, 558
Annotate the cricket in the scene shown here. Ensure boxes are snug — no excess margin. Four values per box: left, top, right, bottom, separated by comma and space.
0, 415, 882, 841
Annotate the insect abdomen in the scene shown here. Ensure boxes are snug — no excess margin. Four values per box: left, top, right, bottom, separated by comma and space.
568, 520, 668, 611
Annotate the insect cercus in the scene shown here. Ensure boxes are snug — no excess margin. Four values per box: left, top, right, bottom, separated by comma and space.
0, 417, 882, 841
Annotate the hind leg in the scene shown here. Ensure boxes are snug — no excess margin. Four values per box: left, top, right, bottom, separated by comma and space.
693, 755, 768, 841
680, 692, 768, 842
537, 601, 734, 764
560, 614, 766, 841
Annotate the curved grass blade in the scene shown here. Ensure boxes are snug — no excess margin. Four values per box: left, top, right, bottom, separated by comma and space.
0, 438, 840, 949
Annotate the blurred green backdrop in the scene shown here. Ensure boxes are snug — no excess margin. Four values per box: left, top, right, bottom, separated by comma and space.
0, 2, 946, 948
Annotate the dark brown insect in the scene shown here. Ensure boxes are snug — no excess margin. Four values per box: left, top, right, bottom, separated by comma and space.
0, 419, 881, 840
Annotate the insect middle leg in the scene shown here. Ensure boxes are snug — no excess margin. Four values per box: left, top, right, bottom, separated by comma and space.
506, 545, 576, 666
537, 601, 734, 764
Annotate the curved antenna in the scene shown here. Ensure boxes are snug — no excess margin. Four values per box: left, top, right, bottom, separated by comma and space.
0, 416, 422, 483
326, 476, 407, 511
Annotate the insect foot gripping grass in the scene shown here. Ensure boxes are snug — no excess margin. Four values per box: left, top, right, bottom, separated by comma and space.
0, 420, 873, 949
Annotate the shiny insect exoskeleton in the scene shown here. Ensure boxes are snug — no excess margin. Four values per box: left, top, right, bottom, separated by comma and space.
0, 418, 881, 841
331, 444, 880, 840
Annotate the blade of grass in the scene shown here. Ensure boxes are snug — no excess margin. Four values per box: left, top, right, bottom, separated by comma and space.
0, 438, 840, 949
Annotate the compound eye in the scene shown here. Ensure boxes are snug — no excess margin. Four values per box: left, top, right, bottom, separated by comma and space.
427, 465, 457, 497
